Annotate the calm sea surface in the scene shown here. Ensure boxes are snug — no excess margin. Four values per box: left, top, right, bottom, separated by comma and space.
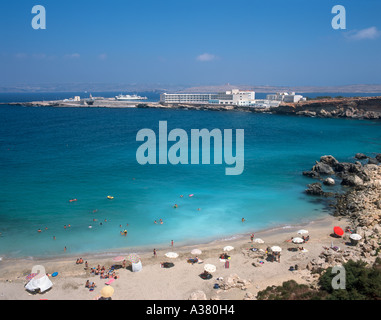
0, 92, 380, 259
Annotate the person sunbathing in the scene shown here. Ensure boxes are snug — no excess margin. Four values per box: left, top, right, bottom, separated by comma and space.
187, 256, 199, 264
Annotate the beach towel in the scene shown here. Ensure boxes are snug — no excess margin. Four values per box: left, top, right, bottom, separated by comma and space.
225, 261, 229, 269
105, 278, 115, 285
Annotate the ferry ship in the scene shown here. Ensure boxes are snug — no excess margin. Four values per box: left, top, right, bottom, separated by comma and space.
115, 94, 148, 101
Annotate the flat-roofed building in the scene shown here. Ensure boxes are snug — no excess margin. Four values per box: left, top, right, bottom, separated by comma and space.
160, 90, 256, 106
160, 93, 214, 104
266, 92, 306, 103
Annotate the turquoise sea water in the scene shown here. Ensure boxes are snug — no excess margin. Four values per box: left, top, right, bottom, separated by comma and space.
0, 94, 380, 259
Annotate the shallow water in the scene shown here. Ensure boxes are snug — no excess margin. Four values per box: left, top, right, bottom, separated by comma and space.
0, 99, 380, 258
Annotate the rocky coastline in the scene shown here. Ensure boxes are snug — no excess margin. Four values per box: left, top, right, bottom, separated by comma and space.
3, 96, 381, 120
273, 96, 381, 120
140, 95, 381, 120
302, 153, 381, 270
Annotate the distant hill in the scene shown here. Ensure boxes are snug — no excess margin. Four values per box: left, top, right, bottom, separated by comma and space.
1, 83, 381, 93
176, 84, 381, 93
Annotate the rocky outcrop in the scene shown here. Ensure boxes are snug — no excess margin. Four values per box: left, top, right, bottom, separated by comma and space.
216, 274, 252, 291
188, 290, 207, 300
272, 96, 381, 120
305, 183, 333, 197
303, 154, 379, 189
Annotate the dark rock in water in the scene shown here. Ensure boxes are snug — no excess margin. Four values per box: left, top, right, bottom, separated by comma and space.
334, 162, 356, 173
305, 183, 334, 197
320, 155, 339, 167
305, 183, 324, 195
375, 154, 381, 162
368, 157, 379, 165
303, 170, 320, 179
341, 174, 364, 187
334, 161, 371, 182
355, 153, 368, 160
312, 162, 335, 175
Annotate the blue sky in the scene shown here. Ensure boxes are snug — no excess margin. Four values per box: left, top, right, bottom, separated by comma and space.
0, 0, 380, 87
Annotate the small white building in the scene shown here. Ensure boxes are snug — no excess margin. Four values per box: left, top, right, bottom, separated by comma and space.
266, 92, 305, 103
210, 89, 256, 106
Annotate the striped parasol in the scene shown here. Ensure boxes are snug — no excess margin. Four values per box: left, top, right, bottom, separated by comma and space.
126, 253, 140, 263
25, 273, 37, 281
112, 256, 125, 262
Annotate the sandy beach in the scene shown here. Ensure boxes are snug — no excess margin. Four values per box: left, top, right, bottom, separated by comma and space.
1, 157, 380, 300
0, 214, 352, 300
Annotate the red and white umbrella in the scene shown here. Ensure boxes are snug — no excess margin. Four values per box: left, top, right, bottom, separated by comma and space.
112, 256, 125, 262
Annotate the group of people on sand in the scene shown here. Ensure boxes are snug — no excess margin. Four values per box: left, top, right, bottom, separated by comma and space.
85, 280, 96, 291
89, 264, 120, 280
76, 258, 85, 265
219, 253, 230, 260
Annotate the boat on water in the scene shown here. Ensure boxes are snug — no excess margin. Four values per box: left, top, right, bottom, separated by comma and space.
115, 94, 148, 101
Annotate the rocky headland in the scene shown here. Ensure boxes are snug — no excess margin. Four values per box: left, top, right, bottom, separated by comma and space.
302, 153, 381, 270
275, 96, 381, 119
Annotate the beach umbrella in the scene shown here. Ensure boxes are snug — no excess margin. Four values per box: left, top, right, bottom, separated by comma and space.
223, 246, 234, 252
349, 234, 362, 241
126, 253, 140, 263
333, 226, 344, 237
292, 237, 304, 244
112, 256, 125, 262
297, 229, 309, 235
100, 286, 114, 298
253, 238, 264, 244
271, 246, 282, 252
204, 264, 216, 273
165, 252, 179, 258
191, 249, 202, 255
349, 233, 362, 246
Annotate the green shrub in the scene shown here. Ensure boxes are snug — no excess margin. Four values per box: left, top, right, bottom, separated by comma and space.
257, 260, 381, 300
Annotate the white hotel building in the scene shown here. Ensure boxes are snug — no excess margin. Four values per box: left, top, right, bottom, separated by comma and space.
160, 89, 256, 106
